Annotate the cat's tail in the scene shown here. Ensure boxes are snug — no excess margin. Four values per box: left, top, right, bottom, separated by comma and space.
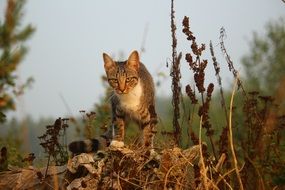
68, 137, 108, 155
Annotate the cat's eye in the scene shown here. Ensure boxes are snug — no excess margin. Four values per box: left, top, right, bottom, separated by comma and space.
108, 79, 118, 83
126, 77, 137, 82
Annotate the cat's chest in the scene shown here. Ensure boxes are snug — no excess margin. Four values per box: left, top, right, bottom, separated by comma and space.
117, 81, 143, 111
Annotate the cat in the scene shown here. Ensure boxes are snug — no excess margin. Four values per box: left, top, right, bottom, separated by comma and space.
68, 50, 157, 155
102, 50, 157, 148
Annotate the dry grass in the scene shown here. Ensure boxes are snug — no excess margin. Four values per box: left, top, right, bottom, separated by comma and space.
63, 145, 200, 189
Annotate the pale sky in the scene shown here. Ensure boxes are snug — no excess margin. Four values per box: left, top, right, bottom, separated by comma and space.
3, 0, 285, 120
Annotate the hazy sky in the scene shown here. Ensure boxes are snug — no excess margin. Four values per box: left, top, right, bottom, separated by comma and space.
3, 0, 285, 120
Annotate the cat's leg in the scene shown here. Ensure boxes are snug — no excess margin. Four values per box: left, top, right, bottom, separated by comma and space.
110, 109, 125, 148
142, 123, 154, 148
141, 105, 160, 160
141, 105, 157, 148
142, 120, 160, 160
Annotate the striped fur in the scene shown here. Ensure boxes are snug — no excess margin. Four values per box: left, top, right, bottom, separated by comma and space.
68, 138, 107, 154
103, 50, 157, 148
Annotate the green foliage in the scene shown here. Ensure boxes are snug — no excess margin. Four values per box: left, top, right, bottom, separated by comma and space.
0, 0, 35, 122
0, 123, 25, 169
241, 17, 285, 95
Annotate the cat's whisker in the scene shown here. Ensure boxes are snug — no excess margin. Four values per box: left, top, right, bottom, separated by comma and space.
106, 93, 115, 102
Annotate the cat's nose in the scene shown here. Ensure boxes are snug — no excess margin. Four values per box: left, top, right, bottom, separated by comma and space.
119, 83, 126, 93
116, 89, 125, 94
117, 88, 127, 94
118, 83, 125, 93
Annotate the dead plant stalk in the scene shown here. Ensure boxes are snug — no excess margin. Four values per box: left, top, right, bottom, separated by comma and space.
229, 76, 244, 190
198, 116, 220, 190
199, 115, 209, 190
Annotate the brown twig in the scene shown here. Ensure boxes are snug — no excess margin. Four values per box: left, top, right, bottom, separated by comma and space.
210, 41, 228, 123
170, 0, 182, 146
219, 28, 247, 97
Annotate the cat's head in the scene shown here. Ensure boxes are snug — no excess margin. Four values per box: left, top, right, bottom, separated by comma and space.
103, 50, 140, 94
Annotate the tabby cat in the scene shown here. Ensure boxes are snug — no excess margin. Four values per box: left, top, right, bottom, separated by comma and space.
68, 50, 157, 154
102, 50, 157, 148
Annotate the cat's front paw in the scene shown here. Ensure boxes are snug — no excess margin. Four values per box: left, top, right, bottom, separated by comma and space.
110, 140, 125, 148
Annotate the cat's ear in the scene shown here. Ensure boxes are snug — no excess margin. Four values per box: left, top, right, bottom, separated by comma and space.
127, 50, 140, 70
103, 53, 115, 70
